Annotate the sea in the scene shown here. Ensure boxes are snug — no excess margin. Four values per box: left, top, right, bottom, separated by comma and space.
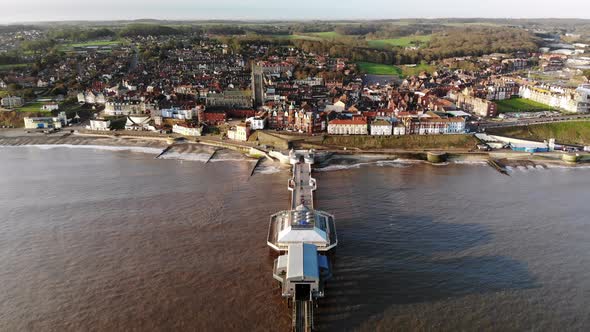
1, 145, 590, 331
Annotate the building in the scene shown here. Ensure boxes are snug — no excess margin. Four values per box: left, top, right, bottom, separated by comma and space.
24, 116, 63, 130
104, 101, 151, 116
251, 63, 265, 107
197, 109, 227, 125
206, 90, 253, 108
173, 123, 202, 137
41, 103, 59, 111
1, 96, 24, 108
486, 82, 520, 101
160, 108, 196, 120
294, 77, 324, 87
87, 119, 111, 131
393, 124, 407, 136
407, 117, 466, 135
456, 94, 498, 117
327, 118, 368, 135
77, 92, 106, 105
520, 85, 590, 113
246, 116, 267, 130
227, 123, 251, 141
370, 119, 393, 136
125, 116, 155, 131
266, 104, 325, 134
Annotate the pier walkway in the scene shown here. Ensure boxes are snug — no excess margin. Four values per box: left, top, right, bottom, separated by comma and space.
268, 150, 337, 332
289, 159, 316, 210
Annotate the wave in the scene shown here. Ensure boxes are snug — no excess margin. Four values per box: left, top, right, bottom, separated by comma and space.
209, 156, 253, 163
255, 165, 283, 174
430, 162, 450, 166
452, 160, 489, 165
0, 144, 163, 154
316, 159, 411, 172
545, 164, 590, 170
158, 152, 212, 162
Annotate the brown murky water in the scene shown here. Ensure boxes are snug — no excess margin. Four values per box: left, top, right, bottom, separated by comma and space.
1, 146, 590, 331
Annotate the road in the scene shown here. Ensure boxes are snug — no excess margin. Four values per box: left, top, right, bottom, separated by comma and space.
477, 114, 590, 130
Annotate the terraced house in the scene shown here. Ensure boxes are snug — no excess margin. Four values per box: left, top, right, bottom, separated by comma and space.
327, 118, 368, 135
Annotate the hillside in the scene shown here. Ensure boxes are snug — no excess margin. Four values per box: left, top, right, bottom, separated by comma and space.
488, 122, 590, 146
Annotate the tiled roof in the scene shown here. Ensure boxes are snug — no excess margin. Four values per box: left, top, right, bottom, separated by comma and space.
329, 118, 367, 125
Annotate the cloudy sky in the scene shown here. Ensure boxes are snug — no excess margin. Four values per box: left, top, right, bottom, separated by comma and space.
0, 0, 588, 23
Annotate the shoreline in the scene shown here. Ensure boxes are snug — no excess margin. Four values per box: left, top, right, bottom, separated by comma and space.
1, 130, 589, 171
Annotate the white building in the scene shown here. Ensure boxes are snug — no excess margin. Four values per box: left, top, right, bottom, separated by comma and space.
227, 123, 251, 141
24, 117, 63, 130
293, 77, 324, 86
393, 124, 407, 136
1, 96, 24, 108
324, 100, 346, 113
173, 123, 202, 137
87, 119, 111, 131
327, 118, 368, 135
370, 119, 393, 136
37, 79, 49, 88
246, 116, 267, 130
125, 116, 155, 131
520, 84, 590, 113
41, 103, 59, 111
160, 108, 195, 120
77, 92, 106, 105
104, 101, 151, 116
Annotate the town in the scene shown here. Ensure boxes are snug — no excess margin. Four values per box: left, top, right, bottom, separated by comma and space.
3, 14, 590, 332
1, 20, 590, 154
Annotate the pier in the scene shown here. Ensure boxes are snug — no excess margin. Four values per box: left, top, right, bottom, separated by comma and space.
268, 150, 337, 332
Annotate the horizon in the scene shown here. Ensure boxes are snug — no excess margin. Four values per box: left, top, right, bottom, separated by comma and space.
1, 0, 589, 24
4, 17, 590, 25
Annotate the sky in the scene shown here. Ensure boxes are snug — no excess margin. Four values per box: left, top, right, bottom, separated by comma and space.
0, 0, 589, 23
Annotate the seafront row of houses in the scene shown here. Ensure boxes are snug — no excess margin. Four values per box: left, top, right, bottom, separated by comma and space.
2, 35, 589, 141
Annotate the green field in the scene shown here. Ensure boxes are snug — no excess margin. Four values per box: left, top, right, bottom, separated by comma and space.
495, 98, 554, 113
401, 63, 436, 76
323, 134, 478, 150
367, 35, 432, 48
272, 34, 322, 41
487, 121, 590, 146
308, 31, 342, 39
0, 63, 30, 71
356, 62, 403, 76
68, 40, 122, 47
15, 102, 51, 113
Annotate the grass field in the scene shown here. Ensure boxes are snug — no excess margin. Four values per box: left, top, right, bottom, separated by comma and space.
356, 62, 403, 76
15, 102, 51, 113
308, 31, 342, 39
401, 63, 436, 76
68, 40, 122, 48
0, 63, 30, 71
323, 134, 479, 150
272, 34, 322, 41
367, 35, 432, 48
495, 98, 554, 113
487, 121, 590, 146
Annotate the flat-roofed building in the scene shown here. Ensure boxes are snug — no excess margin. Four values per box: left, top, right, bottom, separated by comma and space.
87, 119, 111, 131
173, 123, 202, 137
